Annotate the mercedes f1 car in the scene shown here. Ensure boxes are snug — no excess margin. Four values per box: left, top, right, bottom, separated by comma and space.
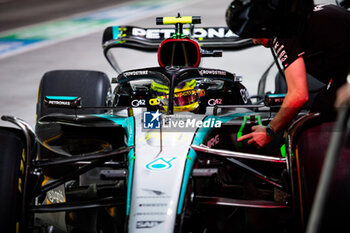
0, 14, 349, 233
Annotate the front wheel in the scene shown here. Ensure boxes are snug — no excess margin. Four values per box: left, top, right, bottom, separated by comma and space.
36, 69, 112, 119
0, 127, 26, 232
36, 70, 112, 178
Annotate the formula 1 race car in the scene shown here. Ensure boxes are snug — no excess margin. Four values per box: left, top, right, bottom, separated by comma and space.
0, 14, 349, 233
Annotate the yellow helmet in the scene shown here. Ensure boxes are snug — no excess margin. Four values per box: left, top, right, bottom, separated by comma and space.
150, 79, 205, 112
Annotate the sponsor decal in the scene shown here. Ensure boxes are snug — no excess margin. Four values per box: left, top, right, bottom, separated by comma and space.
273, 39, 289, 64
136, 221, 164, 229
131, 99, 146, 107
44, 96, 81, 108
134, 212, 167, 216
142, 189, 166, 196
136, 189, 171, 199
207, 134, 220, 148
208, 98, 222, 106
139, 203, 167, 207
136, 195, 171, 199
145, 157, 176, 171
132, 28, 174, 39
124, 70, 148, 76
198, 69, 226, 76
174, 90, 196, 98
132, 27, 237, 40
48, 100, 71, 106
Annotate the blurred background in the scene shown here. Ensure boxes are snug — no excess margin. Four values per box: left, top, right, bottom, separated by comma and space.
0, 0, 334, 127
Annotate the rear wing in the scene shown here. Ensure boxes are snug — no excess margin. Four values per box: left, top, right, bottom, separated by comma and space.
102, 25, 254, 51
102, 26, 255, 73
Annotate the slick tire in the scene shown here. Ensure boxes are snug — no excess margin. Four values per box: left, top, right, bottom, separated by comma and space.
36, 70, 111, 119
294, 117, 350, 232
0, 127, 26, 233
36, 70, 111, 178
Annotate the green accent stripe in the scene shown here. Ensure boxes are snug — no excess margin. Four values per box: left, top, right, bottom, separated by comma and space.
236, 115, 263, 147
256, 115, 263, 126
280, 144, 286, 157
237, 115, 248, 145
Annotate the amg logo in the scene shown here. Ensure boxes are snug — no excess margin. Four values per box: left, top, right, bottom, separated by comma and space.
48, 100, 71, 106
124, 70, 148, 76
198, 70, 226, 76
136, 220, 163, 229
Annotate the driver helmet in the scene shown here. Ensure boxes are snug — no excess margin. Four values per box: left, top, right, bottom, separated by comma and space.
150, 79, 205, 112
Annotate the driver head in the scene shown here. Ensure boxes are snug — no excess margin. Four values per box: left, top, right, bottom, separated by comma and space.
150, 79, 205, 112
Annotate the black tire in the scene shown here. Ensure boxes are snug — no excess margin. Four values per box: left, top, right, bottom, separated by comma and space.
293, 116, 350, 232
36, 70, 111, 177
0, 127, 26, 233
36, 70, 111, 119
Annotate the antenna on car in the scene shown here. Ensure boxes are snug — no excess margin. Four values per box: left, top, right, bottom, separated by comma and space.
156, 14, 201, 39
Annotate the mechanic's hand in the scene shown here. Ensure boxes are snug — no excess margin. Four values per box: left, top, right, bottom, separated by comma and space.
335, 83, 350, 109
237, 125, 273, 148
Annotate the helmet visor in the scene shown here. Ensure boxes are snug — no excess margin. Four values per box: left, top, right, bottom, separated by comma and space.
157, 89, 204, 107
